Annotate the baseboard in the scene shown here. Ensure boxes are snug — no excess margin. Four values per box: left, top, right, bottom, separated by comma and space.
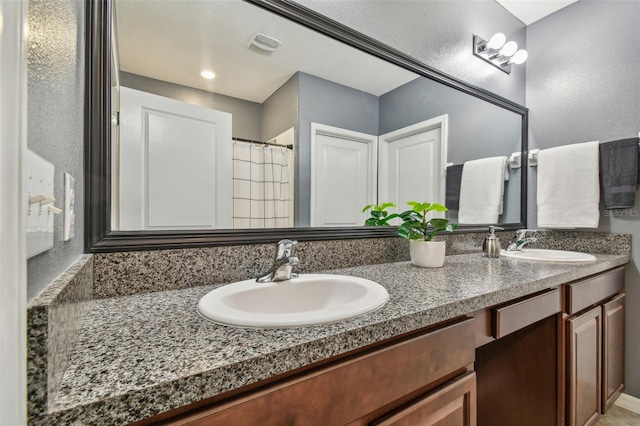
615, 393, 640, 414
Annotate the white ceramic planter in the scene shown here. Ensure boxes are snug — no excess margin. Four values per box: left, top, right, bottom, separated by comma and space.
409, 240, 446, 268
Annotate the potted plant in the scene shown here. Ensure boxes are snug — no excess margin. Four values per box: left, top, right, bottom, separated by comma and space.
362, 202, 400, 226
398, 201, 457, 268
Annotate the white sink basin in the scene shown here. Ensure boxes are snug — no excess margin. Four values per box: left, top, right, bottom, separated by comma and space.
198, 274, 389, 328
500, 248, 596, 263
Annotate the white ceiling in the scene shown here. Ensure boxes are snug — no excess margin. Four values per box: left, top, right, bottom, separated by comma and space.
496, 0, 579, 25
115, 0, 418, 104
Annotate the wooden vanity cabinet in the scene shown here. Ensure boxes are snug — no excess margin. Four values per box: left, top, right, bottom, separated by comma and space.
145, 318, 476, 426
475, 289, 562, 426
564, 267, 625, 426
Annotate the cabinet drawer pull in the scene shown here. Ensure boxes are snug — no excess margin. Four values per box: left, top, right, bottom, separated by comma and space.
493, 288, 561, 338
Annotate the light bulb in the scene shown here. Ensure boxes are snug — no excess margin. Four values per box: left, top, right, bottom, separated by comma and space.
486, 33, 506, 50
200, 70, 217, 79
499, 41, 518, 57
510, 49, 528, 65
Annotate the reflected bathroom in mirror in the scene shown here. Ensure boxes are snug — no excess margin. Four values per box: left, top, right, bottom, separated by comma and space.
85, 0, 527, 251
110, 0, 523, 232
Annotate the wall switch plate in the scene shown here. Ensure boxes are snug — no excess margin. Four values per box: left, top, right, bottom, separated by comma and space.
63, 173, 75, 241
26, 150, 55, 258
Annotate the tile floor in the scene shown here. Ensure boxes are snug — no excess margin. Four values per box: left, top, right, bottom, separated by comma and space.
596, 405, 640, 425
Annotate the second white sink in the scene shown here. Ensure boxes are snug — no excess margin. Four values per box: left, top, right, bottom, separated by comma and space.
198, 274, 389, 328
500, 248, 596, 263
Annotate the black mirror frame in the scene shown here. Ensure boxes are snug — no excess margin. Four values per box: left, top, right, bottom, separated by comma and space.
85, 0, 528, 253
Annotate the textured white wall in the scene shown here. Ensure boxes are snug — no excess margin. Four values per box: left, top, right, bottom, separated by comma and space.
26, 0, 85, 301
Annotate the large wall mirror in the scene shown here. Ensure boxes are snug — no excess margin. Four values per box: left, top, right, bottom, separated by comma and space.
86, 0, 528, 252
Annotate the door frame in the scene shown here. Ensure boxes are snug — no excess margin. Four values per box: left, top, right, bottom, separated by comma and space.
378, 114, 449, 207
0, 1, 27, 424
310, 122, 378, 227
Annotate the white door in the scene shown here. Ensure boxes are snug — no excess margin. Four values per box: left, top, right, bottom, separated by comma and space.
379, 115, 448, 219
310, 123, 377, 227
118, 87, 232, 230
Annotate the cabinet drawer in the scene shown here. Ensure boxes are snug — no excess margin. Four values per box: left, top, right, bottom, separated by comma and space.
372, 371, 476, 426
168, 319, 475, 426
493, 288, 561, 339
567, 268, 624, 315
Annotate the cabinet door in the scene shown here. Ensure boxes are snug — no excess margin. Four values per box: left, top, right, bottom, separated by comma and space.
602, 294, 625, 413
567, 306, 602, 426
372, 372, 476, 426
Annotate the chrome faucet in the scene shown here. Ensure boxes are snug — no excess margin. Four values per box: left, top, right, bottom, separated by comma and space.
256, 239, 299, 283
506, 229, 538, 251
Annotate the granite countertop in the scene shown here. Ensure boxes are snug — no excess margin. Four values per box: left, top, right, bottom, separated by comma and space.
42, 252, 628, 425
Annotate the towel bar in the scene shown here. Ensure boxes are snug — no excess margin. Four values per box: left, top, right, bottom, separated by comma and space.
528, 149, 540, 167
509, 152, 521, 169
529, 134, 640, 168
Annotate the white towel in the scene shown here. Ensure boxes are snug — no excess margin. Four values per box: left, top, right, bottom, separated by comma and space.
458, 156, 508, 224
537, 141, 600, 229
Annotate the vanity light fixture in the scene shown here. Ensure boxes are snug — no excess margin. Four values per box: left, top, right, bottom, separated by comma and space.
200, 70, 217, 79
473, 33, 527, 74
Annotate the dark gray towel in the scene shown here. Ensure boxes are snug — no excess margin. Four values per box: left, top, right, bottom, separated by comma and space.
445, 164, 464, 211
599, 137, 639, 209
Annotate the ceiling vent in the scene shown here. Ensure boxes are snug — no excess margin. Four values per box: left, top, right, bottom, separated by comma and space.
247, 33, 281, 55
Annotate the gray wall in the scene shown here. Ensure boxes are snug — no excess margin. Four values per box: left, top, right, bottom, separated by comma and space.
297, 0, 526, 105
379, 77, 521, 224
261, 74, 299, 143
26, 0, 85, 301
120, 72, 263, 141
379, 77, 521, 162
526, 0, 640, 398
297, 72, 380, 226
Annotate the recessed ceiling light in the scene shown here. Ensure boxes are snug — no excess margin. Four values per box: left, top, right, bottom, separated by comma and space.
200, 70, 216, 79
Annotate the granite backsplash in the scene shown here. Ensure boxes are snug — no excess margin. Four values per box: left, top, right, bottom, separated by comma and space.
92, 231, 631, 298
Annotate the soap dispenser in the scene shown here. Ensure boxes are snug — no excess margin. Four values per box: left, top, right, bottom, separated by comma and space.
483, 226, 504, 258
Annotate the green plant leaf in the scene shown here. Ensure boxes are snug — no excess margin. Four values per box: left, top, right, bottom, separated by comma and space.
428, 218, 450, 230
398, 222, 424, 240
412, 202, 431, 213
426, 229, 439, 241
399, 210, 419, 221
362, 204, 375, 213
384, 213, 400, 222
425, 203, 448, 213
379, 202, 397, 211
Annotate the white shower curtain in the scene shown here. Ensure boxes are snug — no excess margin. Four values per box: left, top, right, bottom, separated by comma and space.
232, 142, 293, 228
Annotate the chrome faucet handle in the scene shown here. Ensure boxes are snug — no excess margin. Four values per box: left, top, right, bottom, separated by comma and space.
257, 241, 299, 283
275, 239, 297, 259
515, 229, 537, 240
506, 229, 538, 251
